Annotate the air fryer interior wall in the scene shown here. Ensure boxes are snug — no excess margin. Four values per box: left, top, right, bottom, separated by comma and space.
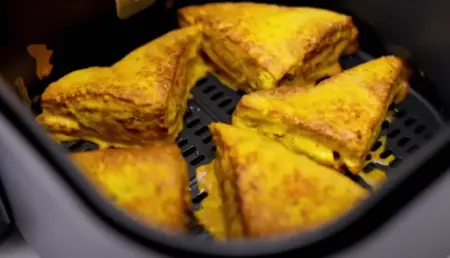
0, 0, 450, 257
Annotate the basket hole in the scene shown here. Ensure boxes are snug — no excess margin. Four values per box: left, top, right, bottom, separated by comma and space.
62, 141, 79, 150
183, 146, 197, 157
363, 163, 375, 172
404, 117, 417, 126
202, 85, 216, 94
197, 77, 208, 85
390, 157, 402, 167
381, 120, 390, 130
211, 145, 217, 152
79, 142, 99, 152
192, 191, 208, 204
187, 119, 200, 129
69, 141, 98, 152
387, 129, 401, 138
190, 155, 205, 166
218, 98, 232, 108
371, 141, 382, 151
195, 126, 209, 136
395, 109, 407, 118
315, 76, 330, 85
227, 107, 236, 115
178, 138, 188, 148
211, 92, 224, 100
202, 135, 212, 144
407, 144, 419, 153
345, 172, 372, 190
237, 90, 246, 96
365, 154, 372, 161
397, 137, 410, 147
332, 151, 340, 161
184, 110, 192, 119
380, 149, 394, 159
414, 125, 426, 134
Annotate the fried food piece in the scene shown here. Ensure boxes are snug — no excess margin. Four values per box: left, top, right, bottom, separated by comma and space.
233, 56, 409, 174
37, 26, 208, 149
115, 0, 156, 19
27, 44, 54, 80
70, 142, 191, 233
179, 2, 358, 92
206, 123, 367, 238
195, 162, 227, 240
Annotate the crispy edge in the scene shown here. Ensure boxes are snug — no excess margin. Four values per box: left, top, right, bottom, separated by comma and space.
70, 142, 192, 232
179, 4, 358, 86
38, 26, 204, 144
233, 56, 410, 173
209, 123, 367, 237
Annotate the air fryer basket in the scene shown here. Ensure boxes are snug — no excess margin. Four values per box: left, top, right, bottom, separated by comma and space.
61, 53, 445, 192
1, 0, 450, 257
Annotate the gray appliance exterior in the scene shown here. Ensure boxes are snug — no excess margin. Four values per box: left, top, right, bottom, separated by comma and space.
0, 231, 40, 258
1, 107, 450, 258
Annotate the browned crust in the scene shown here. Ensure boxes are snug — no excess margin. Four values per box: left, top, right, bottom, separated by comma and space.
209, 124, 248, 237
296, 21, 358, 78
178, 3, 359, 88
38, 26, 203, 146
70, 142, 191, 232
41, 26, 202, 106
208, 123, 368, 237
233, 56, 410, 173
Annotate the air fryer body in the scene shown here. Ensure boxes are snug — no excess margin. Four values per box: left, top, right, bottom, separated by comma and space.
1, 110, 450, 258
0, 0, 450, 257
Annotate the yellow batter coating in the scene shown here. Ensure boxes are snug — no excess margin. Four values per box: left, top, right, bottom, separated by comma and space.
70, 142, 191, 233
179, 2, 358, 92
205, 123, 367, 238
37, 26, 208, 148
195, 161, 227, 240
233, 56, 409, 174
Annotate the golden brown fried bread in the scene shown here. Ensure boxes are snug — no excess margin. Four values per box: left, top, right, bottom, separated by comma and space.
206, 123, 367, 238
195, 162, 227, 240
37, 26, 208, 148
233, 56, 409, 174
179, 2, 358, 92
70, 142, 191, 233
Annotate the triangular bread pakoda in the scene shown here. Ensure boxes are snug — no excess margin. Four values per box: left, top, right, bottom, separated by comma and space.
37, 26, 208, 148
194, 161, 227, 240
233, 56, 409, 174
204, 123, 367, 238
71, 142, 191, 233
179, 2, 358, 92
